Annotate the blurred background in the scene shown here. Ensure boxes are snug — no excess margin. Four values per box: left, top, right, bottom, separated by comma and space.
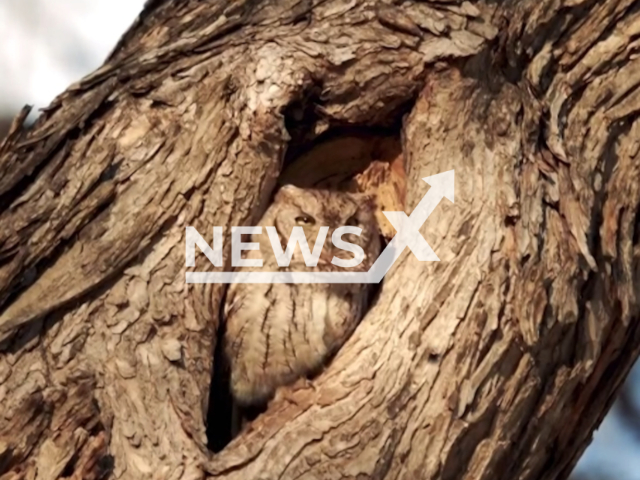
0, 1, 637, 477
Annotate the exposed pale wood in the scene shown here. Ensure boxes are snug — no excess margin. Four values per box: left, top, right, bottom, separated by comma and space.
0, 0, 639, 479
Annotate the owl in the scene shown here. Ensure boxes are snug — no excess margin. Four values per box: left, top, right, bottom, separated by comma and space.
223, 185, 382, 407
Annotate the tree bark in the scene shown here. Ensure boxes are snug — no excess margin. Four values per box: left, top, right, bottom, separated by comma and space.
1, 0, 640, 479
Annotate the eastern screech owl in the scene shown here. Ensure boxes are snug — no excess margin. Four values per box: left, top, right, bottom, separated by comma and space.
223, 185, 382, 407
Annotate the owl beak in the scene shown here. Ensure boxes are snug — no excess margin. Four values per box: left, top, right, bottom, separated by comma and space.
319, 250, 334, 266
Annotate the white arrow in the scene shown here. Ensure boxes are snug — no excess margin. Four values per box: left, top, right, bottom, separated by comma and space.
366, 170, 454, 282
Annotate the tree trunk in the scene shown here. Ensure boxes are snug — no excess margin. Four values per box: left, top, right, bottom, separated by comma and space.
1, 0, 640, 479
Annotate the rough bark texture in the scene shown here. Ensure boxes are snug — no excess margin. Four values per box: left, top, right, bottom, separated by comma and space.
1, 0, 640, 479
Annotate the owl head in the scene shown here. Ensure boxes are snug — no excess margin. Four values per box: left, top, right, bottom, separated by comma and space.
260, 185, 382, 269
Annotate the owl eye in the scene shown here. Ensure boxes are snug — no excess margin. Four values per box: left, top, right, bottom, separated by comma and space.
295, 214, 315, 225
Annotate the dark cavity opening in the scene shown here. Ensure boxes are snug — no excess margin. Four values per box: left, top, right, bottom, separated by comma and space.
206, 103, 404, 452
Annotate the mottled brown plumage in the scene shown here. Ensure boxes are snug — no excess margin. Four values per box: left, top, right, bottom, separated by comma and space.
223, 185, 381, 407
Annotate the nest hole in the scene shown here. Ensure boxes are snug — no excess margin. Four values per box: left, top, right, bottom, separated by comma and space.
206, 119, 407, 453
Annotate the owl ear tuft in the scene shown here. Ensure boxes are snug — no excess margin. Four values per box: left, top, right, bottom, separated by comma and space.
274, 184, 299, 202
353, 191, 377, 212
